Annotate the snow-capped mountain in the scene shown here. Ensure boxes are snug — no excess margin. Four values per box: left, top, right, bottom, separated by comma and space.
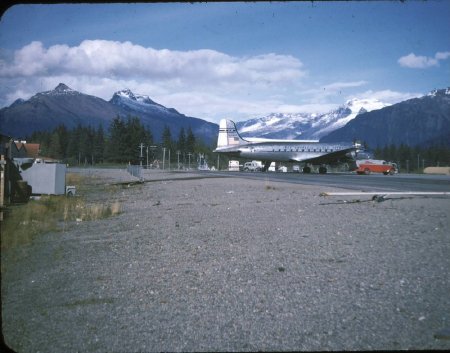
237, 112, 315, 140
236, 98, 390, 140
109, 88, 218, 144
41, 83, 80, 96
322, 87, 450, 147
0, 84, 218, 144
110, 88, 180, 116
308, 98, 390, 139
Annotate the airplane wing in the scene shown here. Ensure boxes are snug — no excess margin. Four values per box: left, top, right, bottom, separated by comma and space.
290, 147, 356, 164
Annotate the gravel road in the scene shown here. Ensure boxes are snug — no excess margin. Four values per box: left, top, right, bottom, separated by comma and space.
2, 168, 450, 352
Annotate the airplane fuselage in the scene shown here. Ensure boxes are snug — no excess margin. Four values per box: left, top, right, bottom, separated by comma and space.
216, 141, 355, 163
213, 119, 359, 172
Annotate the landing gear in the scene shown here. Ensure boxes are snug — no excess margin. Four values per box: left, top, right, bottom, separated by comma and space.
262, 161, 271, 172
319, 166, 327, 174
302, 165, 327, 174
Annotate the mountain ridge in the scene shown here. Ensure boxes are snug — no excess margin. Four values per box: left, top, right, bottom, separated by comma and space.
0, 83, 218, 144
236, 98, 390, 140
320, 88, 450, 147
1, 84, 449, 148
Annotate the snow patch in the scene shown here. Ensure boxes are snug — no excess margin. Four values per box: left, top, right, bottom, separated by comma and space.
237, 97, 390, 140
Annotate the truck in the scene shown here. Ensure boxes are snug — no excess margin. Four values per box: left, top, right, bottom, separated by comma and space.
355, 159, 397, 175
243, 161, 262, 172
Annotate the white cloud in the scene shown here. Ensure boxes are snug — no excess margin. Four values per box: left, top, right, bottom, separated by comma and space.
435, 51, 450, 60
0, 40, 305, 86
398, 51, 450, 69
1, 40, 439, 124
0, 40, 310, 122
322, 81, 368, 92
350, 89, 421, 104
298, 80, 369, 106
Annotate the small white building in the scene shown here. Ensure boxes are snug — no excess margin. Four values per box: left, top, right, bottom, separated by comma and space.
21, 162, 67, 195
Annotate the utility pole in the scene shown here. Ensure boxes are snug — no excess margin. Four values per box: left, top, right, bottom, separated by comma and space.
146, 146, 149, 168
417, 154, 420, 173
139, 143, 145, 167
149, 146, 157, 168
177, 150, 181, 170
187, 152, 192, 170
162, 148, 166, 170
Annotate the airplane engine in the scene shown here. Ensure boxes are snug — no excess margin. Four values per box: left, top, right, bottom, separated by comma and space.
346, 151, 356, 159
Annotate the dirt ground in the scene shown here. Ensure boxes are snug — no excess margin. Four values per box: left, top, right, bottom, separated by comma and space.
2, 168, 450, 352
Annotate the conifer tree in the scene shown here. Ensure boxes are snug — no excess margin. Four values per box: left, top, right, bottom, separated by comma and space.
186, 126, 196, 153
177, 127, 186, 152
106, 116, 127, 162
162, 125, 172, 149
48, 131, 63, 159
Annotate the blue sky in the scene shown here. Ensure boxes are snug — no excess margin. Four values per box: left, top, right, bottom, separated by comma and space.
0, 1, 449, 123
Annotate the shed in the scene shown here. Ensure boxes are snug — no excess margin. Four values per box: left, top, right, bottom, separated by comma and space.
21, 163, 66, 195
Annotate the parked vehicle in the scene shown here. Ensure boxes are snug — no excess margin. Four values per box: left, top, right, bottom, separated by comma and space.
243, 161, 262, 172
356, 159, 397, 175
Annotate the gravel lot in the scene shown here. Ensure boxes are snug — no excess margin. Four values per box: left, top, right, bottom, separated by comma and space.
2, 167, 450, 352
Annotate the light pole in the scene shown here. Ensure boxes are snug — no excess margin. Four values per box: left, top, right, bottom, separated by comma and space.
417, 154, 420, 173
188, 152, 192, 170
139, 143, 145, 167
149, 146, 157, 168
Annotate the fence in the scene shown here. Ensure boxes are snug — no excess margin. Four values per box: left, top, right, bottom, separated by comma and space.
126, 164, 142, 180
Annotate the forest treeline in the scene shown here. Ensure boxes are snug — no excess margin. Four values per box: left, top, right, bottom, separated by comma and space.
373, 143, 450, 171
27, 115, 450, 171
28, 116, 209, 165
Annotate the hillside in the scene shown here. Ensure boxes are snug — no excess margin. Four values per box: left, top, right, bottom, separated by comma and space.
320, 88, 450, 148
0, 84, 218, 145
236, 98, 389, 140
0, 84, 123, 137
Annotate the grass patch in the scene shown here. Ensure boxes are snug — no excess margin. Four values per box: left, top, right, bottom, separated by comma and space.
1, 172, 121, 250
66, 172, 84, 185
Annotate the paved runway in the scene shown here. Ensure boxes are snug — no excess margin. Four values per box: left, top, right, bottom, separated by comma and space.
208, 171, 450, 192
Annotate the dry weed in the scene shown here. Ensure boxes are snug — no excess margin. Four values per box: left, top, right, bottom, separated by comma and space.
1, 195, 121, 250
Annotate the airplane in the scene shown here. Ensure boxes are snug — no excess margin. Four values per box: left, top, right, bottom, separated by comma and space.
213, 119, 361, 173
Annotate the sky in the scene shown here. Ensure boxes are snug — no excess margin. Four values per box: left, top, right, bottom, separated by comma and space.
0, 1, 449, 124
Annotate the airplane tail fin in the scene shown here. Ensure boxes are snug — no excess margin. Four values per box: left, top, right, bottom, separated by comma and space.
216, 119, 247, 149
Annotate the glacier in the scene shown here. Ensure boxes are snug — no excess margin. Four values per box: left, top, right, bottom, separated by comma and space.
236, 98, 390, 140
